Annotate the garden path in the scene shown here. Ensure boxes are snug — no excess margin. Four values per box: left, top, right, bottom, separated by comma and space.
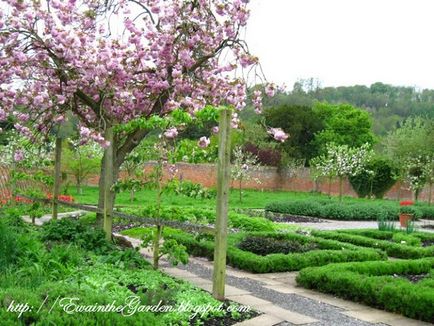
120, 234, 431, 326
283, 219, 434, 233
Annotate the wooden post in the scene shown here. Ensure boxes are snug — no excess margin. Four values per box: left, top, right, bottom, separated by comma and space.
212, 109, 231, 301
52, 137, 62, 219
103, 127, 114, 241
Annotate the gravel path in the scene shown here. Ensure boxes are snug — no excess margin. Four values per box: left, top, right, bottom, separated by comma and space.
282, 219, 434, 232
174, 259, 388, 326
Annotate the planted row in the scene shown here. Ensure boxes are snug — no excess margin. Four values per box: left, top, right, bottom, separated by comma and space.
265, 199, 434, 220
122, 206, 276, 232
312, 230, 434, 259
296, 258, 434, 322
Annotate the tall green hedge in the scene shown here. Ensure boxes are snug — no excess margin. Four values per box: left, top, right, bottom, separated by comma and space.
296, 258, 434, 322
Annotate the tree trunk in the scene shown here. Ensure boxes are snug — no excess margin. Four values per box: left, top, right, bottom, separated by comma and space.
239, 178, 242, 203
103, 127, 114, 241
429, 182, 433, 206
153, 225, 162, 269
212, 109, 231, 301
96, 129, 150, 227
52, 137, 62, 220
339, 176, 343, 202
328, 176, 332, 196
130, 189, 135, 202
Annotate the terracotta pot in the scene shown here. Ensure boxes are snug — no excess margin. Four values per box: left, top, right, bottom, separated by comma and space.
399, 213, 413, 227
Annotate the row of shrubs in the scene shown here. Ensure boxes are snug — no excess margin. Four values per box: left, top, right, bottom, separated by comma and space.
123, 206, 276, 232
312, 230, 434, 259
168, 231, 386, 273
339, 229, 434, 245
265, 199, 434, 220
296, 258, 434, 322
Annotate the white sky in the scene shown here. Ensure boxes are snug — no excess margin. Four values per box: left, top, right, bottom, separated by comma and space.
245, 0, 434, 90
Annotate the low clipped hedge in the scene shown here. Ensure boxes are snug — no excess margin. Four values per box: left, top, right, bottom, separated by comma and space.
265, 200, 399, 221
339, 229, 434, 244
169, 231, 386, 273
312, 230, 434, 259
265, 199, 434, 221
296, 258, 434, 322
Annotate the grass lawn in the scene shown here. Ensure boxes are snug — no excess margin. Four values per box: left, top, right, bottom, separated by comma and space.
72, 186, 400, 209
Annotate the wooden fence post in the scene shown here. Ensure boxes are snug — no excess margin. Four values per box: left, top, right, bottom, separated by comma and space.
52, 137, 62, 219
212, 108, 232, 301
103, 126, 114, 241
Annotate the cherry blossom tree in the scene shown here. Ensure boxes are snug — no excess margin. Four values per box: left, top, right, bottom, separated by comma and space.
0, 0, 284, 226
231, 145, 261, 202
311, 143, 373, 201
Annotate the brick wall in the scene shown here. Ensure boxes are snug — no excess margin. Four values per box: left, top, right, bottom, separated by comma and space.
86, 162, 433, 202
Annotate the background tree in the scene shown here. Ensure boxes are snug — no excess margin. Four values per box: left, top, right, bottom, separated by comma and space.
349, 156, 397, 199
311, 143, 373, 201
382, 117, 434, 200
231, 146, 261, 203
312, 103, 375, 152
62, 141, 102, 195
264, 104, 323, 163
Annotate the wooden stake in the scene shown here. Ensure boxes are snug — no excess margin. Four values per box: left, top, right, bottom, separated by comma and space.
52, 137, 62, 219
212, 109, 231, 301
103, 127, 114, 241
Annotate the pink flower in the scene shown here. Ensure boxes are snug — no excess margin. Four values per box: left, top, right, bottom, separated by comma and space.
268, 128, 288, 143
163, 127, 178, 139
14, 150, 24, 162
198, 136, 210, 148
265, 83, 276, 97
211, 126, 219, 134
79, 126, 91, 138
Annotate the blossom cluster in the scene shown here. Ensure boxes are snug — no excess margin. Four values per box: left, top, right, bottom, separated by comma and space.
0, 0, 281, 147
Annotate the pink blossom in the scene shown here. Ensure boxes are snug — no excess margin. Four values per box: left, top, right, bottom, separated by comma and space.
163, 127, 178, 139
79, 127, 91, 138
198, 136, 210, 148
211, 126, 219, 134
14, 150, 24, 162
265, 83, 276, 97
267, 128, 288, 143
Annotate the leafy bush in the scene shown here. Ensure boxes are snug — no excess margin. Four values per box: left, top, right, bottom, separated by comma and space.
124, 206, 275, 232
0, 219, 20, 271
416, 205, 434, 219
399, 205, 423, 219
296, 258, 434, 322
265, 199, 399, 221
40, 218, 109, 252
170, 231, 386, 273
238, 235, 318, 255
164, 179, 216, 199
349, 157, 397, 198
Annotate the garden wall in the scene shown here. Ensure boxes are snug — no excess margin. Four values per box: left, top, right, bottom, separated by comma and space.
130, 162, 430, 202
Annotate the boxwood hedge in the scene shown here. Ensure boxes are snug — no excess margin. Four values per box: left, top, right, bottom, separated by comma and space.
312, 230, 434, 259
296, 258, 434, 322
265, 200, 434, 221
168, 231, 386, 273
